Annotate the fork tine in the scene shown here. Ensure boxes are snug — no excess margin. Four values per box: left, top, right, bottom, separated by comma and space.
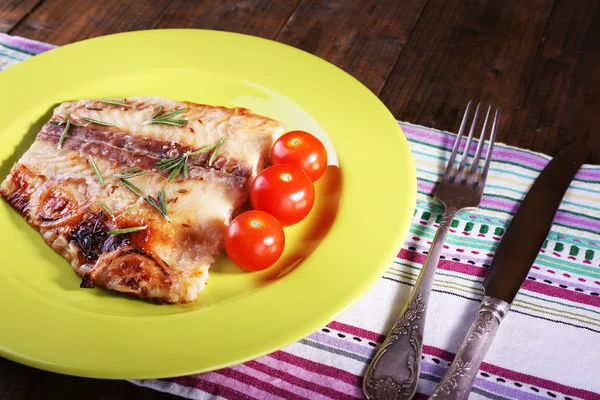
466, 105, 492, 186
455, 102, 481, 181
443, 101, 472, 181
479, 108, 500, 186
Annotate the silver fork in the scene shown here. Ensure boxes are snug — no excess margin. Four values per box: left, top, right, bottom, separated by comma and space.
363, 102, 500, 400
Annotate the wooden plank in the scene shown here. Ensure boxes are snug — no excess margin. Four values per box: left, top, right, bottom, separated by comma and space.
379, 0, 554, 139
10, 0, 299, 45
0, 0, 42, 33
0, 358, 45, 400
276, 0, 429, 95
154, 0, 300, 38
507, 0, 600, 159
9, 0, 173, 45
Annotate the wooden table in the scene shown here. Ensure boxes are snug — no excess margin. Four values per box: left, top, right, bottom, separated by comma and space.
0, 0, 598, 399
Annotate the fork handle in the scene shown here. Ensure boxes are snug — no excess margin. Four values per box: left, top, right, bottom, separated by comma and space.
363, 206, 458, 400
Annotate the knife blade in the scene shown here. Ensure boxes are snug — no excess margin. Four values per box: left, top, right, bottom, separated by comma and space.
430, 140, 590, 400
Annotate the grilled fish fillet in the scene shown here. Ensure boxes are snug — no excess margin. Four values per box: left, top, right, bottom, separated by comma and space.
0, 97, 284, 303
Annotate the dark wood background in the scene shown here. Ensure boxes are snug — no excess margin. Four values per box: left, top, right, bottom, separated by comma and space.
0, 0, 598, 399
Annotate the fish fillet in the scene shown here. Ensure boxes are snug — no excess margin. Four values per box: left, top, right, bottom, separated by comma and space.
0, 97, 285, 303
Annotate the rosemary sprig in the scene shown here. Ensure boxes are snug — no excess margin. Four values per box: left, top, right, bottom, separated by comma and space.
100, 202, 114, 218
81, 116, 116, 127
143, 107, 188, 127
57, 112, 72, 151
50, 120, 83, 127
119, 177, 144, 197
107, 226, 147, 235
88, 155, 104, 184
115, 169, 150, 179
116, 205, 140, 219
144, 188, 171, 223
155, 144, 217, 181
209, 137, 226, 165
100, 99, 132, 107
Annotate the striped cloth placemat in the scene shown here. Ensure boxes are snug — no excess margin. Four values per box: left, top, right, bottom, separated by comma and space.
1, 33, 599, 400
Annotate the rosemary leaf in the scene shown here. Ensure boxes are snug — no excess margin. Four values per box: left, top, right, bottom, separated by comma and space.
168, 161, 184, 181
155, 143, 218, 180
155, 108, 185, 120
51, 120, 83, 127
81, 116, 116, 127
145, 119, 187, 127
119, 178, 144, 197
86, 107, 104, 111
88, 155, 104, 184
144, 107, 187, 127
144, 190, 171, 223
116, 205, 140, 219
100, 202, 114, 218
123, 167, 141, 174
160, 159, 184, 172
57, 119, 71, 151
152, 105, 163, 119
209, 137, 226, 165
155, 157, 181, 167
101, 99, 132, 107
115, 170, 150, 179
188, 144, 216, 156
107, 226, 147, 235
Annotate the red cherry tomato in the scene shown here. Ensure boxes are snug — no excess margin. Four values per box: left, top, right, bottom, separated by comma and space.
250, 164, 315, 226
271, 130, 328, 182
224, 210, 285, 271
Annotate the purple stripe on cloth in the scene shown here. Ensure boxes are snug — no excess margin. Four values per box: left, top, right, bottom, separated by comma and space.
523, 279, 600, 308
215, 367, 305, 400
421, 361, 551, 400
245, 360, 360, 400
401, 124, 550, 168
0, 33, 55, 55
168, 375, 256, 399
269, 351, 363, 386
257, 356, 363, 398
308, 332, 374, 356
553, 211, 600, 231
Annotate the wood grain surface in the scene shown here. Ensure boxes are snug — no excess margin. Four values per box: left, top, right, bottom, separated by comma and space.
0, 0, 598, 399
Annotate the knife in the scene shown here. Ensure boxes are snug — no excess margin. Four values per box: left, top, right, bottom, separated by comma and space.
429, 140, 590, 400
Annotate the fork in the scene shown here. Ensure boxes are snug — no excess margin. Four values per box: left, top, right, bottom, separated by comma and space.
363, 102, 500, 400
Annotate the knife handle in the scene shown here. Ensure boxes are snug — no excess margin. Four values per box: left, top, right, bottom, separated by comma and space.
430, 296, 510, 400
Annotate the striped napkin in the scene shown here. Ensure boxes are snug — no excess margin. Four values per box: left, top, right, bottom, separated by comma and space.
1, 33, 599, 400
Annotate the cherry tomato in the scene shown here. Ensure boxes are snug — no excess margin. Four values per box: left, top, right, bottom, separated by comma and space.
271, 130, 328, 182
250, 164, 315, 226
224, 210, 285, 271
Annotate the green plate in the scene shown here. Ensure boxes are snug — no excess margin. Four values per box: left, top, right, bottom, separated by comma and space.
0, 29, 415, 378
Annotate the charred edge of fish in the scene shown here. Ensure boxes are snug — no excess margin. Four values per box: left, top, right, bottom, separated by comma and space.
68, 211, 128, 263
80, 274, 95, 289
